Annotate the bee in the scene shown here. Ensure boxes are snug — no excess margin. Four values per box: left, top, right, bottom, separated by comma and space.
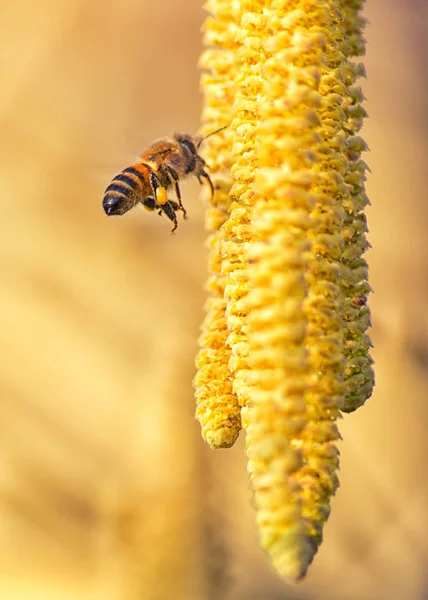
102, 127, 225, 232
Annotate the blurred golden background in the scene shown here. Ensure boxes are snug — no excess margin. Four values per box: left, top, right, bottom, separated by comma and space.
1, 1, 428, 598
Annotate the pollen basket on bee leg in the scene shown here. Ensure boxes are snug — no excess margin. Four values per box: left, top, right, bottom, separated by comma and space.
156, 186, 168, 205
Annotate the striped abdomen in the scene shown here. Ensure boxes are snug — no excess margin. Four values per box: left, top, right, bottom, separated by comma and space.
103, 163, 151, 216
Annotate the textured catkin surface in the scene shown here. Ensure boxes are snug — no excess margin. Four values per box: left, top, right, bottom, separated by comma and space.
1, 0, 428, 599
338, 0, 375, 411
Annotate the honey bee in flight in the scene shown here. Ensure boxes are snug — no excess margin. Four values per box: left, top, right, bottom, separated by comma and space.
102, 127, 226, 232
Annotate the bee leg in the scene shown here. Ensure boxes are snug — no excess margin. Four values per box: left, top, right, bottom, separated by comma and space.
198, 170, 215, 201
165, 166, 187, 220
149, 172, 168, 206
141, 195, 163, 218
168, 200, 180, 211
141, 196, 157, 212
174, 183, 188, 220
161, 201, 178, 234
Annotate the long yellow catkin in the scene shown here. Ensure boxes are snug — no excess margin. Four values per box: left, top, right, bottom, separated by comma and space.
294, 1, 350, 560
242, 2, 344, 581
194, 0, 242, 449
196, 0, 373, 582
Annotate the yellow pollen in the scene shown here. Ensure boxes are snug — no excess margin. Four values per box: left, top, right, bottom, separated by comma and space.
156, 186, 168, 206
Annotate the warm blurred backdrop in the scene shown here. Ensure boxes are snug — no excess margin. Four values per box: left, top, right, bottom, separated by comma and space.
1, 1, 427, 599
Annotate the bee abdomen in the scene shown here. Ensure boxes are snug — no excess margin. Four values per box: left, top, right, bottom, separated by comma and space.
103, 167, 145, 216
107, 168, 143, 195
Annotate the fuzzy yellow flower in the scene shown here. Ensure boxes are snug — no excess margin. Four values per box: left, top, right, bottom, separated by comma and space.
195, 0, 373, 582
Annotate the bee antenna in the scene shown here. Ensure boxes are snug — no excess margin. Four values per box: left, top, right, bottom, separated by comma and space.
196, 126, 227, 149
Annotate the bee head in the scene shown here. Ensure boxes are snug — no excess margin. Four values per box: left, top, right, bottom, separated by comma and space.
174, 133, 198, 156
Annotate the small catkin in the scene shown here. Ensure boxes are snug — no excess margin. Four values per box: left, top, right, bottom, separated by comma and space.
338, 0, 374, 412
194, 0, 242, 449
